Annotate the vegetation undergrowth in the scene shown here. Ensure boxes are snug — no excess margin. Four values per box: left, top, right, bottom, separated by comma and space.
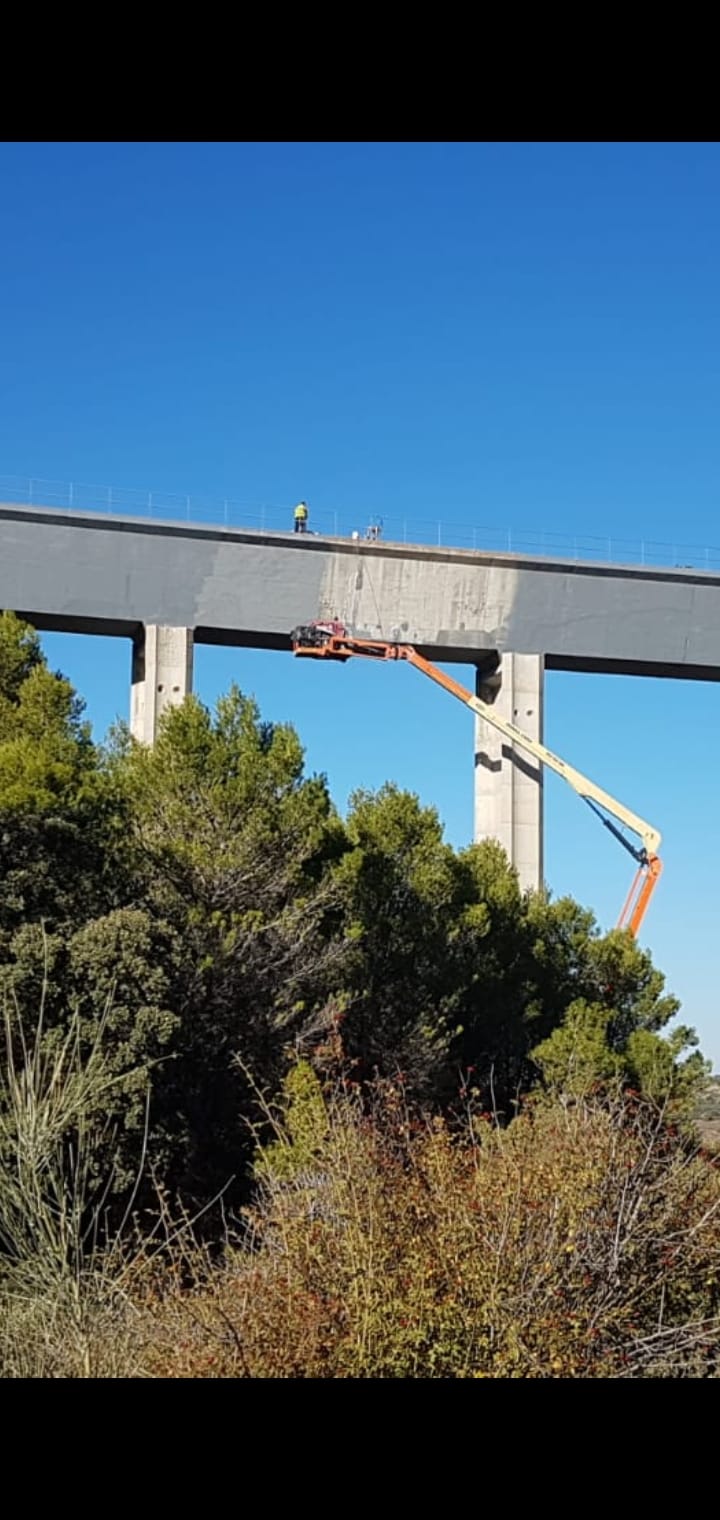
0, 609, 716, 1378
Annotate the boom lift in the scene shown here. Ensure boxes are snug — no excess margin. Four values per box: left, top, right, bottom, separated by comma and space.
290, 621, 663, 938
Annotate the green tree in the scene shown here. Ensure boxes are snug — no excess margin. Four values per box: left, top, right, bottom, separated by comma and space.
0, 613, 127, 939
110, 688, 347, 1204
0, 613, 42, 708
532, 1000, 623, 1096
0, 911, 181, 1191
441, 843, 692, 1115
334, 785, 466, 1092
333, 796, 696, 1119
533, 1003, 708, 1106
256, 1060, 330, 1182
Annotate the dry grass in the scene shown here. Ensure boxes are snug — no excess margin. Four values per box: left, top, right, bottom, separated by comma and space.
0, 986, 151, 1378
138, 1074, 720, 1379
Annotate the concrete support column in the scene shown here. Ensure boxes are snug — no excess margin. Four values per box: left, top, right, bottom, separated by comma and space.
131, 625, 194, 744
474, 653, 544, 893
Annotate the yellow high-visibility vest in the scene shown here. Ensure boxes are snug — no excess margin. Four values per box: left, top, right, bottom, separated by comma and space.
294, 502, 308, 521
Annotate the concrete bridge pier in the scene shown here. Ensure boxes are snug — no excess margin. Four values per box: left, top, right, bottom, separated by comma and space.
474, 654, 544, 894
131, 625, 194, 744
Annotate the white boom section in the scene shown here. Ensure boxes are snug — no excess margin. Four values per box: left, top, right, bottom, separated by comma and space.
464, 687, 661, 859
289, 626, 662, 867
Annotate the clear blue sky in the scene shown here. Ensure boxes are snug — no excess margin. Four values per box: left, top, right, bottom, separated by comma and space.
1, 141, 719, 1063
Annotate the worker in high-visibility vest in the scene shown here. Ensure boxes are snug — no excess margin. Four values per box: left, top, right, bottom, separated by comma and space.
294, 501, 309, 534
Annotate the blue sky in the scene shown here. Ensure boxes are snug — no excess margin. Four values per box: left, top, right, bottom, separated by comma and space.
1, 141, 719, 1063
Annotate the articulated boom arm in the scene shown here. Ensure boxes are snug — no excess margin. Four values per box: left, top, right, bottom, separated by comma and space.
291, 625, 663, 937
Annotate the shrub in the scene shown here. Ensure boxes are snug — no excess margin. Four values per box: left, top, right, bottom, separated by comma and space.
141, 1072, 720, 1378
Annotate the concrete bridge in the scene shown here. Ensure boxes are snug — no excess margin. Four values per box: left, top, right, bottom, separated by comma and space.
3, 501, 720, 891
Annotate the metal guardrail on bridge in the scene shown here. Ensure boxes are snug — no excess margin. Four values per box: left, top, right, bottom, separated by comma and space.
2, 473, 719, 572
